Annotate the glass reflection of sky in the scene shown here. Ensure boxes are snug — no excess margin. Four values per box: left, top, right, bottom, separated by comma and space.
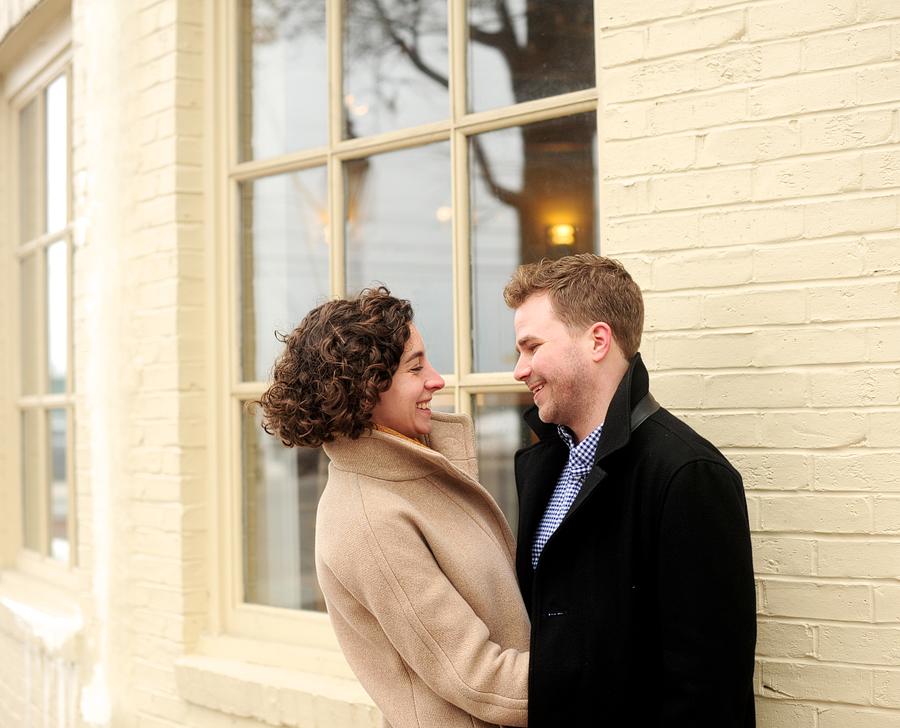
468, 0, 523, 112
470, 126, 522, 373
343, 1, 449, 138
45, 73, 68, 233
247, 6, 327, 159
242, 0, 598, 381
345, 142, 454, 375
245, 168, 330, 382
47, 241, 68, 393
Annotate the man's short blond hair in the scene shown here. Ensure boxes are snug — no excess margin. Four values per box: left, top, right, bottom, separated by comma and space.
503, 254, 644, 360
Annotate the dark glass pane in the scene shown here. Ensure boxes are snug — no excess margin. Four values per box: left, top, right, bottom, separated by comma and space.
242, 406, 328, 611
344, 141, 454, 374
239, 167, 330, 382
239, 0, 328, 161
343, 0, 449, 138
468, 0, 595, 113
470, 112, 597, 372
471, 392, 536, 530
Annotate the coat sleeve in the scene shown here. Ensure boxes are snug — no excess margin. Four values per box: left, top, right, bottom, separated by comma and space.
656, 459, 757, 726
317, 480, 530, 727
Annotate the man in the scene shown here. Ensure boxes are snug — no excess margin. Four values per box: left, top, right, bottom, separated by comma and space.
504, 254, 756, 727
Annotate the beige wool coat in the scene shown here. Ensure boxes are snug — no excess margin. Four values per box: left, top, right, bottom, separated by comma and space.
317, 411, 530, 728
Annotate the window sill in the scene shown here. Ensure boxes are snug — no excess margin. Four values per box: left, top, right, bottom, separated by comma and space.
0, 566, 82, 660
175, 643, 380, 728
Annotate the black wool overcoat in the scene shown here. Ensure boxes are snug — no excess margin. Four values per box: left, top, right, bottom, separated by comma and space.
515, 354, 757, 727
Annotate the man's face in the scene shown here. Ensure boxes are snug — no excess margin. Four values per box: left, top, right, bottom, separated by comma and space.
513, 293, 593, 433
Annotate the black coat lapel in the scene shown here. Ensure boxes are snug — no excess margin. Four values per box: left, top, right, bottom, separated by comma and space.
556, 354, 653, 521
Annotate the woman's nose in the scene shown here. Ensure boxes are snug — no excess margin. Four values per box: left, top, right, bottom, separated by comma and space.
426, 364, 445, 391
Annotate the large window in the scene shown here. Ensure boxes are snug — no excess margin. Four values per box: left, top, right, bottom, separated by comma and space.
232, 0, 597, 615
15, 66, 74, 565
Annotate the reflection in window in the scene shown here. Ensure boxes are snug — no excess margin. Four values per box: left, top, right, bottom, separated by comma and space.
345, 142, 454, 374
470, 112, 598, 372
243, 407, 328, 611
472, 392, 536, 530
45, 73, 68, 233
49, 409, 69, 563
239, 0, 327, 161
240, 167, 330, 382
343, 0, 449, 138
21, 410, 41, 552
233, 0, 599, 615
16, 66, 74, 564
19, 98, 40, 243
20, 254, 40, 396
468, 0, 595, 113
47, 241, 68, 394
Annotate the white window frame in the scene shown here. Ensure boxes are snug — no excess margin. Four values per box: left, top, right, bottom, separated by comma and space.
1, 9, 76, 585
209, 0, 603, 656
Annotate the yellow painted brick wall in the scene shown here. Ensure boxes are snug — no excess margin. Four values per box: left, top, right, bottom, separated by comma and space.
2, 1, 899, 727
68, 0, 212, 725
598, 1, 900, 725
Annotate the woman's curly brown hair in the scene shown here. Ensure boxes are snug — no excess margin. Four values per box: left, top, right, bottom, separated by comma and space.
250, 287, 413, 448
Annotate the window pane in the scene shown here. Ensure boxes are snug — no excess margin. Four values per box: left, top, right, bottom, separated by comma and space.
240, 167, 330, 382
471, 392, 535, 530
242, 406, 328, 611
20, 253, 41, 395
47, 240, 68, 393
19, 98, 40, 243
469, 112, 598, 372
343, 0, 449, 139
21, 409, 41, 551
468, 0, 595, 114
45, 73, 68, 233
344, 142, 454, 374
48, 408, 69, 563
239, 0, 327, 161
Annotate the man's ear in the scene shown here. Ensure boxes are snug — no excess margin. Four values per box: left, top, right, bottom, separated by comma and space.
588, 322, 613, 362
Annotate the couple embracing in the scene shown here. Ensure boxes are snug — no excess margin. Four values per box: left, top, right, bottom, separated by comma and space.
254, 254, 757, 728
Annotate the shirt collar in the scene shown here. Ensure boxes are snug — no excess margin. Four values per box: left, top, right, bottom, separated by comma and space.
557, 422, 604, 466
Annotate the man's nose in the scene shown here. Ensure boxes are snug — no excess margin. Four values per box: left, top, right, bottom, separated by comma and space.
513, 355, 530, 382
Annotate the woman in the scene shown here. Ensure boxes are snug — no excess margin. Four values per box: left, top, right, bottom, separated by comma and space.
254, 287, 529, 728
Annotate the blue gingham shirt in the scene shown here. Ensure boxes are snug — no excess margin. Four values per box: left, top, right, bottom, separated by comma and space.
531, 423, 604, 568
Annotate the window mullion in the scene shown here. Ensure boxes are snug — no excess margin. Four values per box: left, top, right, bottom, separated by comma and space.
449, 0, 469, 413
14, 225, 72, 260
451, 126, 471, 415
328, 0, 345, 298
65, 405, 76, 564
448, 0, 467, 124
327, 0, 343, 150
328, 153, 345, 299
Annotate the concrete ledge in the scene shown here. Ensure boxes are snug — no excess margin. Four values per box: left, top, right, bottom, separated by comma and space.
0, 568, 82, 661
175, 654, 380, 728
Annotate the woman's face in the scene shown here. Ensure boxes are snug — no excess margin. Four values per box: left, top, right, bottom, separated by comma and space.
371, 324, 445, 439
